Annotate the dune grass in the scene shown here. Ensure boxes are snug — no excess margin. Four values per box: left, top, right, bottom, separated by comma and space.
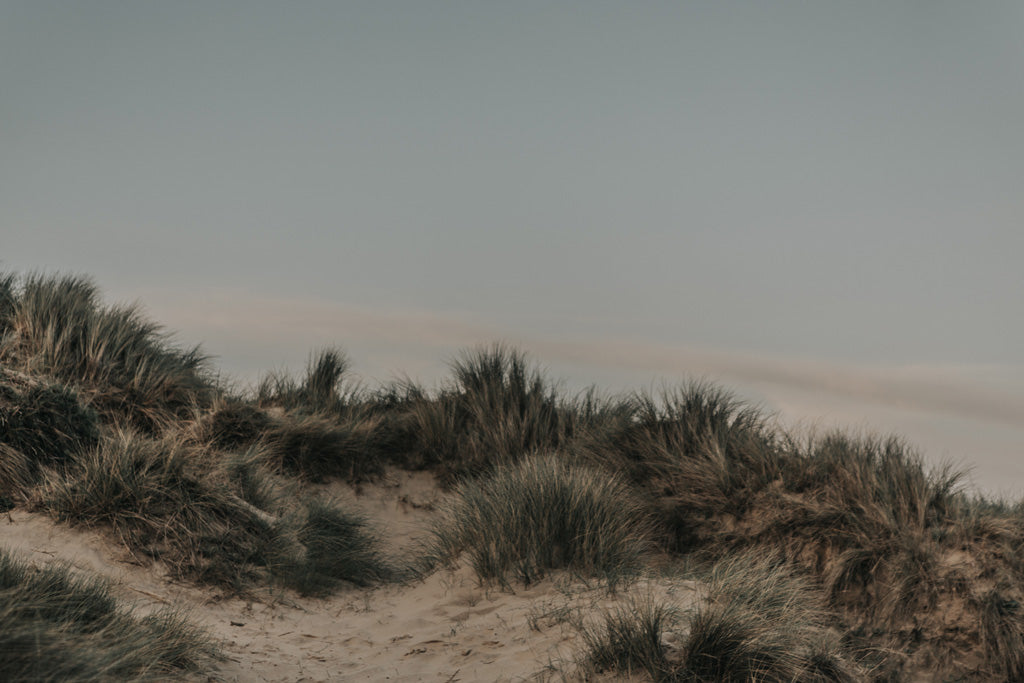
276, 498, 393, 596
0, 372, 99, 471
0, 546, 217, 681
0, 272, 215, 431
582, 595, 682, 680
583, 554, 861, 682
39, 429, 392, 593
430, 454, 652, 586
401, 344, 592, 484
4, 269, 1024, 679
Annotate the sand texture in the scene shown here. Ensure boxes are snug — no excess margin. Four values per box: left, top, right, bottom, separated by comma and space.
0, 470, 698, 682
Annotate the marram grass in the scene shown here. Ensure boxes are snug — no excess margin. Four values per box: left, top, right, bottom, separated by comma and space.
0, 546, 217, 681
430, 454, 653, 586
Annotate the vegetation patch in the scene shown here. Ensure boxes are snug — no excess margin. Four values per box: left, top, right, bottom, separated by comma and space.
0, 546, 216, 681
0, 370, 99, 478
0, 272, 214, 431
583, 554, 861, 682
39, 429, 392, 592
276, 498, 393, 596
3, 269, 1024, 679
430, 454, 652, 586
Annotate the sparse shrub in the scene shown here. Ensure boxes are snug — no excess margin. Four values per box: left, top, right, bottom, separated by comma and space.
0, 546, 217, 680
431, 454, 652, 586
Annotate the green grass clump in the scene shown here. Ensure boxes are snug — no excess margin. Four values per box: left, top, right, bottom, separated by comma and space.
0, 272, 215, 431
0, 546, 217, 681
431, 454, 652, 586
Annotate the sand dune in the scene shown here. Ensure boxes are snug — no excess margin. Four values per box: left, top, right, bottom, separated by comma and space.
0, 470, 697, 682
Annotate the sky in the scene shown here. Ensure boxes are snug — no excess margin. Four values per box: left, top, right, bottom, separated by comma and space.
2, 2, 1022, 493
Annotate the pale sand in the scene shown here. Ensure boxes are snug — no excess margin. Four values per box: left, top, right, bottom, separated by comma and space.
0, 470, 699, 682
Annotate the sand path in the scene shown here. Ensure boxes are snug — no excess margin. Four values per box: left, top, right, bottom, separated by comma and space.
0, 470, 698, 682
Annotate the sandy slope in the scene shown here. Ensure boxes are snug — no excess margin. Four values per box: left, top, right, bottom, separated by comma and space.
0, 470, 698, 682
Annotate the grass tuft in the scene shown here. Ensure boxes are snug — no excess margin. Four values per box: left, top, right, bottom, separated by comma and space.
0, 546, 217, 681
679, 554, 860, 683
0, 371, 99, 474
405, 344, 588, 483
583, 596, 681, 680
431, 454, 652, 586
0, 271, 214, 431
276, 498, 392, 596
41, 429, 282, 587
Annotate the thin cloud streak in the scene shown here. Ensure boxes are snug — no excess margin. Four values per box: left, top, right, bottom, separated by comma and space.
140, 289, 1024, 432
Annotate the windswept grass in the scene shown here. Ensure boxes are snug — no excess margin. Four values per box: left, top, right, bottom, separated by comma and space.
40, 429, 279, 587
276, 498, 393, 596
5, 269, 1024, 679
0, 370, 99, 474
403, 344, 604, 483
258, 347, 356, 415
582, 554, 861, 682
582, 595, 682, 680
0, 546, 217, 681
0, 272, 215, 431
430, 454, 652, 586
39, 429, 392, 592
679, 554, 859, 683
188, 396, 384, 483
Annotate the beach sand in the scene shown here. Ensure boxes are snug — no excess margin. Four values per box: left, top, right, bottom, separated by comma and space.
0, 470, 698, 682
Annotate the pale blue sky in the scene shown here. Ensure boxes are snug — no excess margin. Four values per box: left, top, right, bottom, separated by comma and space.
2, 2, 1022, 492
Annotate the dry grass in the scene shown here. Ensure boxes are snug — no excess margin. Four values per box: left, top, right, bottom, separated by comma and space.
582, 554, 862, 682
430, 454, 653, 587
0, 546, 217, 680
4, 269, 1024, 680
0, 272, 215, 431
38, 429, 393, 593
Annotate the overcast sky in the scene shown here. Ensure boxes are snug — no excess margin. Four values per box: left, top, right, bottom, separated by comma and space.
3, 2, 1022, 493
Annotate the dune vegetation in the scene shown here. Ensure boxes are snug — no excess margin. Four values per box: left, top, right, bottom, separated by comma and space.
1, 270, 1022, 680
